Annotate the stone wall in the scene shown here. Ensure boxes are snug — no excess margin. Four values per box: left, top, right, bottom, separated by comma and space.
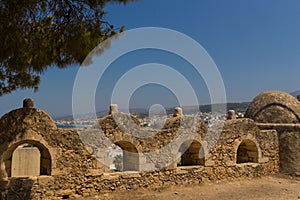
5, 93, 300, 199
207, 119, 279, 170
0, 104, 102, 199
257, 123, 300, 176
0, 163, 279, 200
245, 90, 300, 176
0, 102, 280, 199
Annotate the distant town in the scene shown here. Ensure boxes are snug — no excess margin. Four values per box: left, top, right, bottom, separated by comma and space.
55, 102, 248, 129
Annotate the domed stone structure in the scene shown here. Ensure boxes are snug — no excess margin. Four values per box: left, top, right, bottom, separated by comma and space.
245, 91, 300, 176
0, 99, 57, 149
0, 99, 57, 179
245, 90, 300, 123
0, 99, 101, 187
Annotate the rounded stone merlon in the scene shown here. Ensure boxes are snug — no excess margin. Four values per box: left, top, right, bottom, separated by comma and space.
23, 98, 34, 108
173, 107, 183, 117
227, 110, 236, 120
109, 104, 119, 115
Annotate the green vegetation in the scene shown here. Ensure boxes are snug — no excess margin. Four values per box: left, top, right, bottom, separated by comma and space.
113, 154, 123, 171
0, 0, 136, 95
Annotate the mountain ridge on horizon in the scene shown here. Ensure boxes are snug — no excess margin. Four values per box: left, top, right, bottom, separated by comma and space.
54, 102, 250, 121
290, 90, 300, 98
54, 90, 300, 120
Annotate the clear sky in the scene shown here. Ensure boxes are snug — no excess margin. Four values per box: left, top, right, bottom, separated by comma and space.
1, 0, 300, 118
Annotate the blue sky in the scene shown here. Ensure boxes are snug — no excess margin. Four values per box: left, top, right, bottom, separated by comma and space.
1, 0, 300, 118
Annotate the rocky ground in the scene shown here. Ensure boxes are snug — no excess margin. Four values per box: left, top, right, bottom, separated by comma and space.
78, 174, 300, 200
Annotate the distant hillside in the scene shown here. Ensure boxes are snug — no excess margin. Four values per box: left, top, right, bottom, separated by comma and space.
137, 102, 250, 118
54, 102, 251, 120
290, 91, 300, 98
177, 102, 250, 114
201, 102, 250, 113
55, 108, 149, 120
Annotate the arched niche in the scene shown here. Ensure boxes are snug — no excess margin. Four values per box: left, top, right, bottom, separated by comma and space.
114, 141, 139, 171
236, 139, 259, 164
178, 140, 205, 166
1, 140, 52, 178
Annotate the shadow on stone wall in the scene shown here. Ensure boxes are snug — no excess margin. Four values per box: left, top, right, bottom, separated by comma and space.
0, 178, 34, 200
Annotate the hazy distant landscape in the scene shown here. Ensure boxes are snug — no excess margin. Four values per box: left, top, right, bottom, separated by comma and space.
54, 91, 300, 121
54, 102, 250, 121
